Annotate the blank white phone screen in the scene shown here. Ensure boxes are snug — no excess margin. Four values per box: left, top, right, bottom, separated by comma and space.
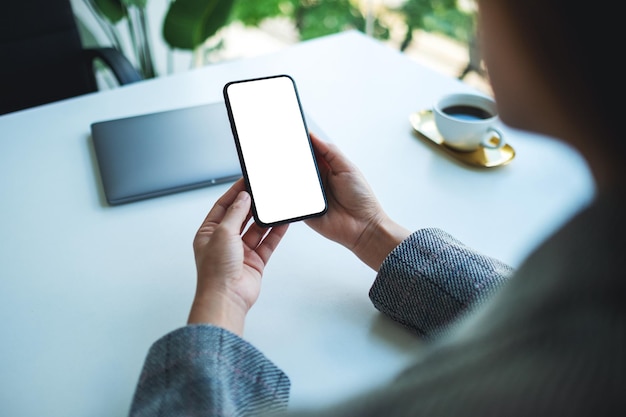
224, 75, 327, 226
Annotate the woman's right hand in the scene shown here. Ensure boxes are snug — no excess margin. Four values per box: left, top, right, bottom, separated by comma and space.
306, 133, 410, 271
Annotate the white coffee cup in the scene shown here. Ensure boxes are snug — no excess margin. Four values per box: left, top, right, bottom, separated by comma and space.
433, 93, 505, 152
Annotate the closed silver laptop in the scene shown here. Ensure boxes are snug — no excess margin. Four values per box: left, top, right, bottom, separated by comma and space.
91, 102, 242, 205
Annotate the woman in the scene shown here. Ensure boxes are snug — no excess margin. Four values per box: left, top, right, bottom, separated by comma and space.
128, 0, 625, 415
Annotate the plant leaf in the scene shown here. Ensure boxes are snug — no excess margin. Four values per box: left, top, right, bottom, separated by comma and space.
163, 0, 236, 50
231, 0, 286, 26
295, 0, 367, 41
93, 0, 127, 23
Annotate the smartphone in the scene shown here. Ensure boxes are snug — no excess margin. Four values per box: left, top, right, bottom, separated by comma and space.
223, 74, 327, 227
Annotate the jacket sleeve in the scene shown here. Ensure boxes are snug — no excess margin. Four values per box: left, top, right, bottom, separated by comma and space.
369, 228, 514, 338
128, 324, 290, 417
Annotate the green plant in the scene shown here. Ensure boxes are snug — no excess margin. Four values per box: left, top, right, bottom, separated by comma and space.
163, 0, 236, 49
231, 0, 389, 41
396, 0, 475, 50
85, 0, 474, 80
85, 0, 235, 78
230, 0, 472, 49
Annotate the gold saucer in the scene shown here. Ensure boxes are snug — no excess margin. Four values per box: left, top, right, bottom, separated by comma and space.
409, 110, 515, 168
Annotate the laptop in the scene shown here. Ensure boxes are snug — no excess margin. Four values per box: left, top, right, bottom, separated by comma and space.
91, 102, 241, 205
91, 101, 328, 206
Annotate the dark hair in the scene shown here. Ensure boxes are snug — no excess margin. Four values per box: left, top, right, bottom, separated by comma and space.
481, 0, 621, 147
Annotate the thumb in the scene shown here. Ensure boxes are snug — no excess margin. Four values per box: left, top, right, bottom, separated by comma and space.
220, 191, 251, 230
310, 132, 354, 174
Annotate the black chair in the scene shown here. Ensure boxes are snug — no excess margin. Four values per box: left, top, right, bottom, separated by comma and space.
0, 0, 142, 115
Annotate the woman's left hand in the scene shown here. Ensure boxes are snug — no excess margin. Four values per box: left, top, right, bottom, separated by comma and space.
188, 178, 289, 335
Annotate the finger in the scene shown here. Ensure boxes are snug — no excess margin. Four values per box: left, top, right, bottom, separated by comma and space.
240, 211, 254, 235
198, 178, 246, 230
310, 132, 334, 156
255, 223, 289, 264
219, 191, 252, 232
242, 221, 269, 249
309, 132, 353, 174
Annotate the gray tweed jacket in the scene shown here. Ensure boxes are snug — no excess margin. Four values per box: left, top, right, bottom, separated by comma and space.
129, 193, 625, 417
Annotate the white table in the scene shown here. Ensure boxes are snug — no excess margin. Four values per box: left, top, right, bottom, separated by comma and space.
0, 31, 595, 417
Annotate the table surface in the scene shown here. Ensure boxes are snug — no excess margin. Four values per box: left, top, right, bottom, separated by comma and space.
0, 31, 595, 417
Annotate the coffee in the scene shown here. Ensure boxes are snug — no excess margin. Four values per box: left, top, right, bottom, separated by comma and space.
433, 92, 505, 151
442, 105, 492, 121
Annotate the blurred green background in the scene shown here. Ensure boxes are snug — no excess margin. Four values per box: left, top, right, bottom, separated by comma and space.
80, 0, 477, 82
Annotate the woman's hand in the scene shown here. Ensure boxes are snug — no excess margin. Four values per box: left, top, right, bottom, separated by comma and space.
306, 133, 410, 271
188, 178, 289, 335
